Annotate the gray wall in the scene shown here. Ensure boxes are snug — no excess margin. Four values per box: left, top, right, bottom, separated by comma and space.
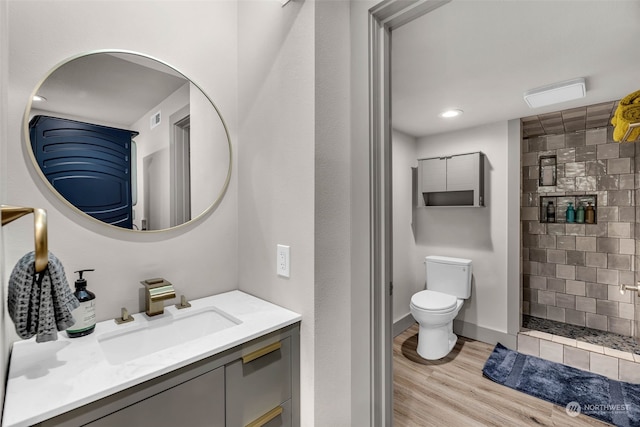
522, 126, 636, 336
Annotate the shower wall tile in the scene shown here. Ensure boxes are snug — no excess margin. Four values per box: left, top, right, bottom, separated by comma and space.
597, 207, 618, 222
547, 278, 565, 293
586, 128, 607, 145
596, 269, 619, 285
547, 249, 566, 264
538, 290, 556, 306
546, 134, 565, 150
596, 300, 619, 317
575, 236, 596, 252
565, 280, 585, 296
585, 252, 607, 268
619, 303, 634, 320
556, 265, 576, 280
539, 235, 556, 248
547, 306, 565, 322
556, 293, 575, 309
575, 146, 597, 162
586, 282, 608, 300
608, 317, 631, 336
619, 206, 635, 221
566, 251, 585, 266
522, 123, 635, 338
608, 222, 631, 238
608, 158, 631, 175
557, 236, 576, 250
586, 313, 608, 331
576, 296, 596, 313
607, 254, 631, 270
576, 267, 596, 282
565, 309, 586, 326
597, 144, 620, 160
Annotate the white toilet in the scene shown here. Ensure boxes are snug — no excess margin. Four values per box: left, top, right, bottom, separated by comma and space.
410, 255, 472, 360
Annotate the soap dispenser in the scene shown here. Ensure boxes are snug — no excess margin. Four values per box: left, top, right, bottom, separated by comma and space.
67, 269, 97, 338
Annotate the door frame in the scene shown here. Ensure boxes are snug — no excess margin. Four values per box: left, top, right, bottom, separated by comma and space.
368, 1, 451, 425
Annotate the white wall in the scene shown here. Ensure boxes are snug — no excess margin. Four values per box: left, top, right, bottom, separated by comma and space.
397, 122, 511, 338
0, 0, 9, 410
237, 1, 317, 424
392, 130, 421, 324
237, 1, 355, 425
4, 0, 238, 348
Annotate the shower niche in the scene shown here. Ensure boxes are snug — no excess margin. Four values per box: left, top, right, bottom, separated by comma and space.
539, 195, 597, 224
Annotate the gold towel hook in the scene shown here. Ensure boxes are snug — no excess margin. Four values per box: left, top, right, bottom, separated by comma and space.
1, 205, 48, 273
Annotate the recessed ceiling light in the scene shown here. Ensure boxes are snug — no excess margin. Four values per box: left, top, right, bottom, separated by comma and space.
32, 95, 47, 102
439, 109, 463, 118
523, 78, 586, 108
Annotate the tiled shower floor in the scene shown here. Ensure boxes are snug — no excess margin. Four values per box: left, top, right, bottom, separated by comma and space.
522, 315, 640, 356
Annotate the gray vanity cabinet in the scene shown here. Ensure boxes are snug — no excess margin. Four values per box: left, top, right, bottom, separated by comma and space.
34, 324, 299, 427
226, 337, 292, 426
86, 366, 225, 427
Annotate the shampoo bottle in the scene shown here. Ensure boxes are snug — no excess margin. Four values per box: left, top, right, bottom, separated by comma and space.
546, 201, 555, 222
566, 202, 575, 223
585, 202, 595, 224
576, 204, 585, 223
67, 269, 96, 338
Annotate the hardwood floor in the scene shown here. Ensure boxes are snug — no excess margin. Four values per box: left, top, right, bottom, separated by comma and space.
393, 324, 611, 426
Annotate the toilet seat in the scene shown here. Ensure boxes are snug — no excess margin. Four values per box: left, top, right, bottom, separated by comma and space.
411, 290, 457, 313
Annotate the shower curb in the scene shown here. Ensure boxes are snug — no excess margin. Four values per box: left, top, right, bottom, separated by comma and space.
517, 330, 640, 383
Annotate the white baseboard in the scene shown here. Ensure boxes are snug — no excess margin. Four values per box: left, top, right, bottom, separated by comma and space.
453, 319, 517, 349
393, 313, 416, 337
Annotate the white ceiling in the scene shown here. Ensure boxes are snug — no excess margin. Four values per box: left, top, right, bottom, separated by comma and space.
391, 0, 640, 138
34, 53, 187, 128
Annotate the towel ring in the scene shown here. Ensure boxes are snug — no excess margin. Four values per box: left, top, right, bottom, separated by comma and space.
1, 205, 48, 273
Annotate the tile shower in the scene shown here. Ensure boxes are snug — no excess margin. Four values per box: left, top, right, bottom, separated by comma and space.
521, 105, 639, 355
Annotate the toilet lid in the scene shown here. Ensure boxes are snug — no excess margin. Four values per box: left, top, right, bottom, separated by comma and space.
411, 290, 457, 312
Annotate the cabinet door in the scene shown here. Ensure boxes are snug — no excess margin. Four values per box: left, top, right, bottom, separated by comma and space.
446, 153, 478, 192
226, 337, 292, 427
419, 157, 447, 192
85, 366, 225, 427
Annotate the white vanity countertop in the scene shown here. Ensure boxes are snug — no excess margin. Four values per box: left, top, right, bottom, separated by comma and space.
2, 290, 301, 427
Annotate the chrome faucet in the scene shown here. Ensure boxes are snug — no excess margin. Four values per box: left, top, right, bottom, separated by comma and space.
619, 283, 640, 297
141, 278, 176, 316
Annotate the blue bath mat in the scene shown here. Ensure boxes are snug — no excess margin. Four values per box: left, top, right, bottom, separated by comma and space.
482, 343, 640, 427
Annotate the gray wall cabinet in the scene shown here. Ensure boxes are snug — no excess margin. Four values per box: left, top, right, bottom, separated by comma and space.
35, 324, 300, 427
418, 152, 485, 207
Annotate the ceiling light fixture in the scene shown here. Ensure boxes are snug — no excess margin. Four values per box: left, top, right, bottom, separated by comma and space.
32, 95, 47, 102
523, 78, 586, 108
440, 109, 463, 118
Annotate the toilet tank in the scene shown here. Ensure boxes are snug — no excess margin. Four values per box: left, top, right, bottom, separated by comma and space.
425, 256, 472, 299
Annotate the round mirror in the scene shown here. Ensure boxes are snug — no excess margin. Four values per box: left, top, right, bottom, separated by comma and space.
25, 51, 231, 232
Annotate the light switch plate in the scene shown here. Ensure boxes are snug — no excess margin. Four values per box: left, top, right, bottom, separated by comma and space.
277, 244, 290, 277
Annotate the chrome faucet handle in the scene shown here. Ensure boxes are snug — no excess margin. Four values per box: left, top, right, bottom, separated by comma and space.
114, 307, 134, 324
619, 283, 640, 297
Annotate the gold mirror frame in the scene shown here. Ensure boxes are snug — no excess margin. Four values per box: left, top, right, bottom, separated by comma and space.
23, 50, 232, 233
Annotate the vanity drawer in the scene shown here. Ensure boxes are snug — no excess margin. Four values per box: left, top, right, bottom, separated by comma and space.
226, 336, 291, 426
84, 365, 225, 427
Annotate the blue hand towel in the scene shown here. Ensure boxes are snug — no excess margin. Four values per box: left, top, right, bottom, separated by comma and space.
7, 251, 80, 343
